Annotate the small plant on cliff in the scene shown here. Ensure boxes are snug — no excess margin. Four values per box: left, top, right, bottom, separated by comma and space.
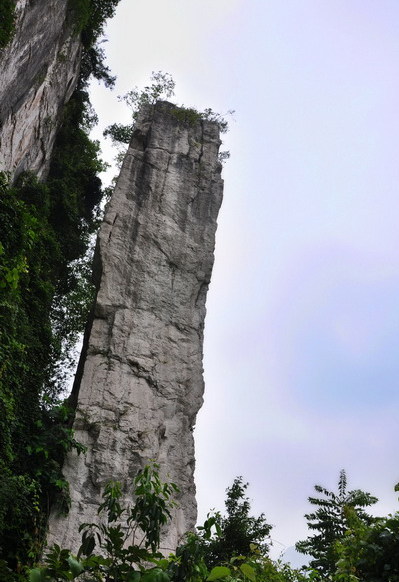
103, 71, 233, 166
103, 71, 176, 149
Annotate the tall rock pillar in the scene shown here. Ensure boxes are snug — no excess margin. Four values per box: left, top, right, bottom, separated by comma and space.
48, 101, 224, 552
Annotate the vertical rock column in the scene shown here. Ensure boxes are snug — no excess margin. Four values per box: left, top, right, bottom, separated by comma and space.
48, 101, 224, 552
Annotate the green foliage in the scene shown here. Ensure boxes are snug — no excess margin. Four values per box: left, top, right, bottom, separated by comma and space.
205, 554, 311, 582
1, 1, 118, 576
169, 477, 273, 582
201, 477, 272, 569
45, 89, 106, 266
103, 72, 233, 162
103, 71, 176, 149
31, 463, 178, 581
170, 107, 232, 134
29, 465, 307, 582
296, 470, 378, 577
169, 514, 308, 582
32, 469, 398, 582
169, 530, 210, 582
128, 463, 179, 553
253, 558, 312, 582
0, 172, 60, 472
121, 71, 176, 114
0, 0, 16, 48
69, 0, 121, 88
103, 123, 133, 145
333, 502, 399, 582
69, 0, 120, 48
0, 35, 108, 577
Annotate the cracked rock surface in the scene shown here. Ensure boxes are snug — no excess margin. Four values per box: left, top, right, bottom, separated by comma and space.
0, 0, 81, 178
48, 101, 224, 553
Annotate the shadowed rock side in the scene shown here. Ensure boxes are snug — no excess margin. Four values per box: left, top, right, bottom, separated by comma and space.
0, 0, 81, 178
48, 101, 224, 553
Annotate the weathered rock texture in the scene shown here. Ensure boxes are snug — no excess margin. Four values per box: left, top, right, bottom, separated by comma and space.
48, 101, 224, 553
0, 0, 81, 178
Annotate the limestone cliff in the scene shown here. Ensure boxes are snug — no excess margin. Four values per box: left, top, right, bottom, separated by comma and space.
0, 0, 81, 178
48, 101, 223, 552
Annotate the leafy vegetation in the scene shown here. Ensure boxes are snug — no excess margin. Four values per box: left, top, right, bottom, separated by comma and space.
30, 463, 179, 582
334, 503, 399, 581
4, 4, 399, 582
200, 477, 272, 569
296, 469, 378, 577
0, 0, 121, 575
19, 463, 399, 581
32, 465, 399, 582
29, 464, 309, 582
0, 131, 100, 573
103, 71, 176, 151
0, 0, 16, 48
71, 0, 121, 89
103, 71, 233, 165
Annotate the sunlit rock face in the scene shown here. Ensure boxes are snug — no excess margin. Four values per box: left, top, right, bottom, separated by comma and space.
48, 101, 224, 553
0, 0, 81, 178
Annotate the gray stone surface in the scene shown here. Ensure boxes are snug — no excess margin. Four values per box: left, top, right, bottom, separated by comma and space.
0, 0, 81, 178
48, 102, 224, 553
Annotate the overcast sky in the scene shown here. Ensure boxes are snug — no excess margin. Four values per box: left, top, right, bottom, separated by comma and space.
89, 0, 399, 559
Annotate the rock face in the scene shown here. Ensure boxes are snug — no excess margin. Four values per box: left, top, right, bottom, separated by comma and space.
48, 101, 224, 553
0, 0, 81, 178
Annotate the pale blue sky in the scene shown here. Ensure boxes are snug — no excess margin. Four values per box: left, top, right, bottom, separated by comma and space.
90, 0, 399, 557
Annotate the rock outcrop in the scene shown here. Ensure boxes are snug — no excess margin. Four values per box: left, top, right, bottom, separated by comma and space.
0, 0, 81, 178
48, 101, 224, 552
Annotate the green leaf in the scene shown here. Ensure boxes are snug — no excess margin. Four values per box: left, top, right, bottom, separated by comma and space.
29, 569, 46, 582
230, 555, 246, 563
249, 543, 259, 553
239, 563, 256, 581
127, 571, 142, 582
79, 531, 96, 557
156, 558, 170, 570
67, 556, 84, 577
141, 568, 170, 582
207, 566, 231, 581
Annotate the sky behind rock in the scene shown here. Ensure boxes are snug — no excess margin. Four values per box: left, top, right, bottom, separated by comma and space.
89, 0, 399, 558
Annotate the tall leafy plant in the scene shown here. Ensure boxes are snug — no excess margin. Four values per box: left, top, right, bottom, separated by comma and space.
30, 464, 307, 582
296, 470, 378, 577
30, 462, 178, 582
